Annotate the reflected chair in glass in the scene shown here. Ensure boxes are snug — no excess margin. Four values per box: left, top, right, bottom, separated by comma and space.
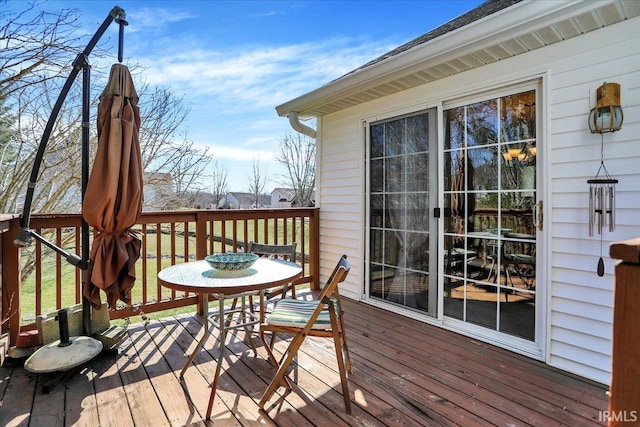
258, 254, 352, 413
472, 239, 520, 302
503, 238, 536, 291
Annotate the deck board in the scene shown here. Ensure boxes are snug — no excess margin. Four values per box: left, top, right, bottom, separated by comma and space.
347, 301, 598, 426
31, 372, 65, 426
64, 366, 100, 427
92, 350, 135, 427
0, 297, 608, 426
1, 366, 34, 427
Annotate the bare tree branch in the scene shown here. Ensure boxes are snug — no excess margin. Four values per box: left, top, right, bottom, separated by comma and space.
210, 159, 229, 208
1, 2, 213, 216
275, 133, 316, 207
247, 157, 267, 208
0, 2, 83, 98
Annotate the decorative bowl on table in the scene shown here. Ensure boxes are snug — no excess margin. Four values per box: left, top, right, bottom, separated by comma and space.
205, 252, 259, 270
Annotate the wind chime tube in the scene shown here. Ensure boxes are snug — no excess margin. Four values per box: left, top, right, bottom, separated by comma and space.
589, 186, 594, 237
609, 185, 615, 232
598, 186, 605, 234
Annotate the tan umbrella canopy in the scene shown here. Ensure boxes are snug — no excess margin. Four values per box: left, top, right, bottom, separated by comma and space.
83, 64, 143, 309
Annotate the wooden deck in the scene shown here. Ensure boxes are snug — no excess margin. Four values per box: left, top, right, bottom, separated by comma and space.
0, 298, 608, 426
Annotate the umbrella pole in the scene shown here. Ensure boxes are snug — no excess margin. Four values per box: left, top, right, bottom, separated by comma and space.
81, 57, 92, 335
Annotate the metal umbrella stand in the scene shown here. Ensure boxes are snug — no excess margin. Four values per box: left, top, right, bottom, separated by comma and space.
14, 6, 130, 372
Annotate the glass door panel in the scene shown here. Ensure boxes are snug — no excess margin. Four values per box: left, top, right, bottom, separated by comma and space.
443, 89, 538, 341
367, 109, 437, 316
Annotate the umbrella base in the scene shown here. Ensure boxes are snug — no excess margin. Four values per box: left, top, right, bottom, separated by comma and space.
24, 336, 102, 373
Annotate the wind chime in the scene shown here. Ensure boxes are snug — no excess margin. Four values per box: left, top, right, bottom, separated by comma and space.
587, 82, 623, 276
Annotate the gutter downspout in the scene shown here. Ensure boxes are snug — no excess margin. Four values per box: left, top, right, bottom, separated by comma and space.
288, 112, 316, 139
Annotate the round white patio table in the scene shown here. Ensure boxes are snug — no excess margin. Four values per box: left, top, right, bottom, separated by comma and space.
158, 257, 302, 419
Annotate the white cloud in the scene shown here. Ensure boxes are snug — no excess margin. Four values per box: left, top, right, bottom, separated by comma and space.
205, 144, 277, 163
126, 8, 196, 34
79, 2, 405, 190
249, 10, 285, 18
134, 37, 395, 111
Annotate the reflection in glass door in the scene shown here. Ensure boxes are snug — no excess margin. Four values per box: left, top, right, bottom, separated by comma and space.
367, 109, 438, 316
443, 89, 538, 341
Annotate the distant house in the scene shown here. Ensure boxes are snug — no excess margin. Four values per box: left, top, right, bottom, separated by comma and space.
191, 191, 217, 210
271, 188, 316, 208
219, 192, 271, 209
271, 188, 295, 208
275, 0, 640, 385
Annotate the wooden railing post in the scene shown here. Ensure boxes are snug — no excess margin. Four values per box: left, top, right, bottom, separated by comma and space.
1, 215, 21, 348
608, 237, 640, 426
195, 211, 208, 315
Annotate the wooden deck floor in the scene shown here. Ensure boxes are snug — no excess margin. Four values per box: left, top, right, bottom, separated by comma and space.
0, 298, 608, 426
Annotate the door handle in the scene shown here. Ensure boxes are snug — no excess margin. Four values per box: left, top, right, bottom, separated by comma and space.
533, 200, 543, 231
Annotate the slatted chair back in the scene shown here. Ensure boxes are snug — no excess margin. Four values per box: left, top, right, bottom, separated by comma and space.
248, 241, 298, 299
248, 241, 296, 262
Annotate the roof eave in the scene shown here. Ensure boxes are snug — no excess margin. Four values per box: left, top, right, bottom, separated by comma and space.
275, 0, 609, 118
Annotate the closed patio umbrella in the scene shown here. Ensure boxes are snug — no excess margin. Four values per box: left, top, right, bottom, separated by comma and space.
82, 63, 143, 309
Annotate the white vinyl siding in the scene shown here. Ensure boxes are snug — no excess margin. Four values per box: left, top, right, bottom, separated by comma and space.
315, 16, 639, 384
316, 119, 363, 299
544, 17, 638, 383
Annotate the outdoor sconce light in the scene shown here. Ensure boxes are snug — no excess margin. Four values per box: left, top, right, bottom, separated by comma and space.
587, 82, 622, 276
588, 82, 623, 133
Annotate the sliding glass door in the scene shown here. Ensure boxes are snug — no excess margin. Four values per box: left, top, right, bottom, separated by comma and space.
442, 88, 539, 341
365, 84, 541, 351
366, 109, 438, 316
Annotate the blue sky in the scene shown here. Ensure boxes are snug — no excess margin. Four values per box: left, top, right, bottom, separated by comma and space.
24, 0, 484, 192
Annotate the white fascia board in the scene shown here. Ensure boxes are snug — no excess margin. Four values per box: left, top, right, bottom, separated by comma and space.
275, 0, 606, 118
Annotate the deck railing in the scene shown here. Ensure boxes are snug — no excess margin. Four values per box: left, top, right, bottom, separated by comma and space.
1, 208, 319, 346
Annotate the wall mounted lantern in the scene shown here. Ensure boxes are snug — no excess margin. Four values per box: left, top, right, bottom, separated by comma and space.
588, 82, 623, 133
587, 82, 622, 276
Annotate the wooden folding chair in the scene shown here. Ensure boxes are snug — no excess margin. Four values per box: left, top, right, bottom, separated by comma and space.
226, 242, 299, 323
258, 254, 352, 413
248, 241, 298, 300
